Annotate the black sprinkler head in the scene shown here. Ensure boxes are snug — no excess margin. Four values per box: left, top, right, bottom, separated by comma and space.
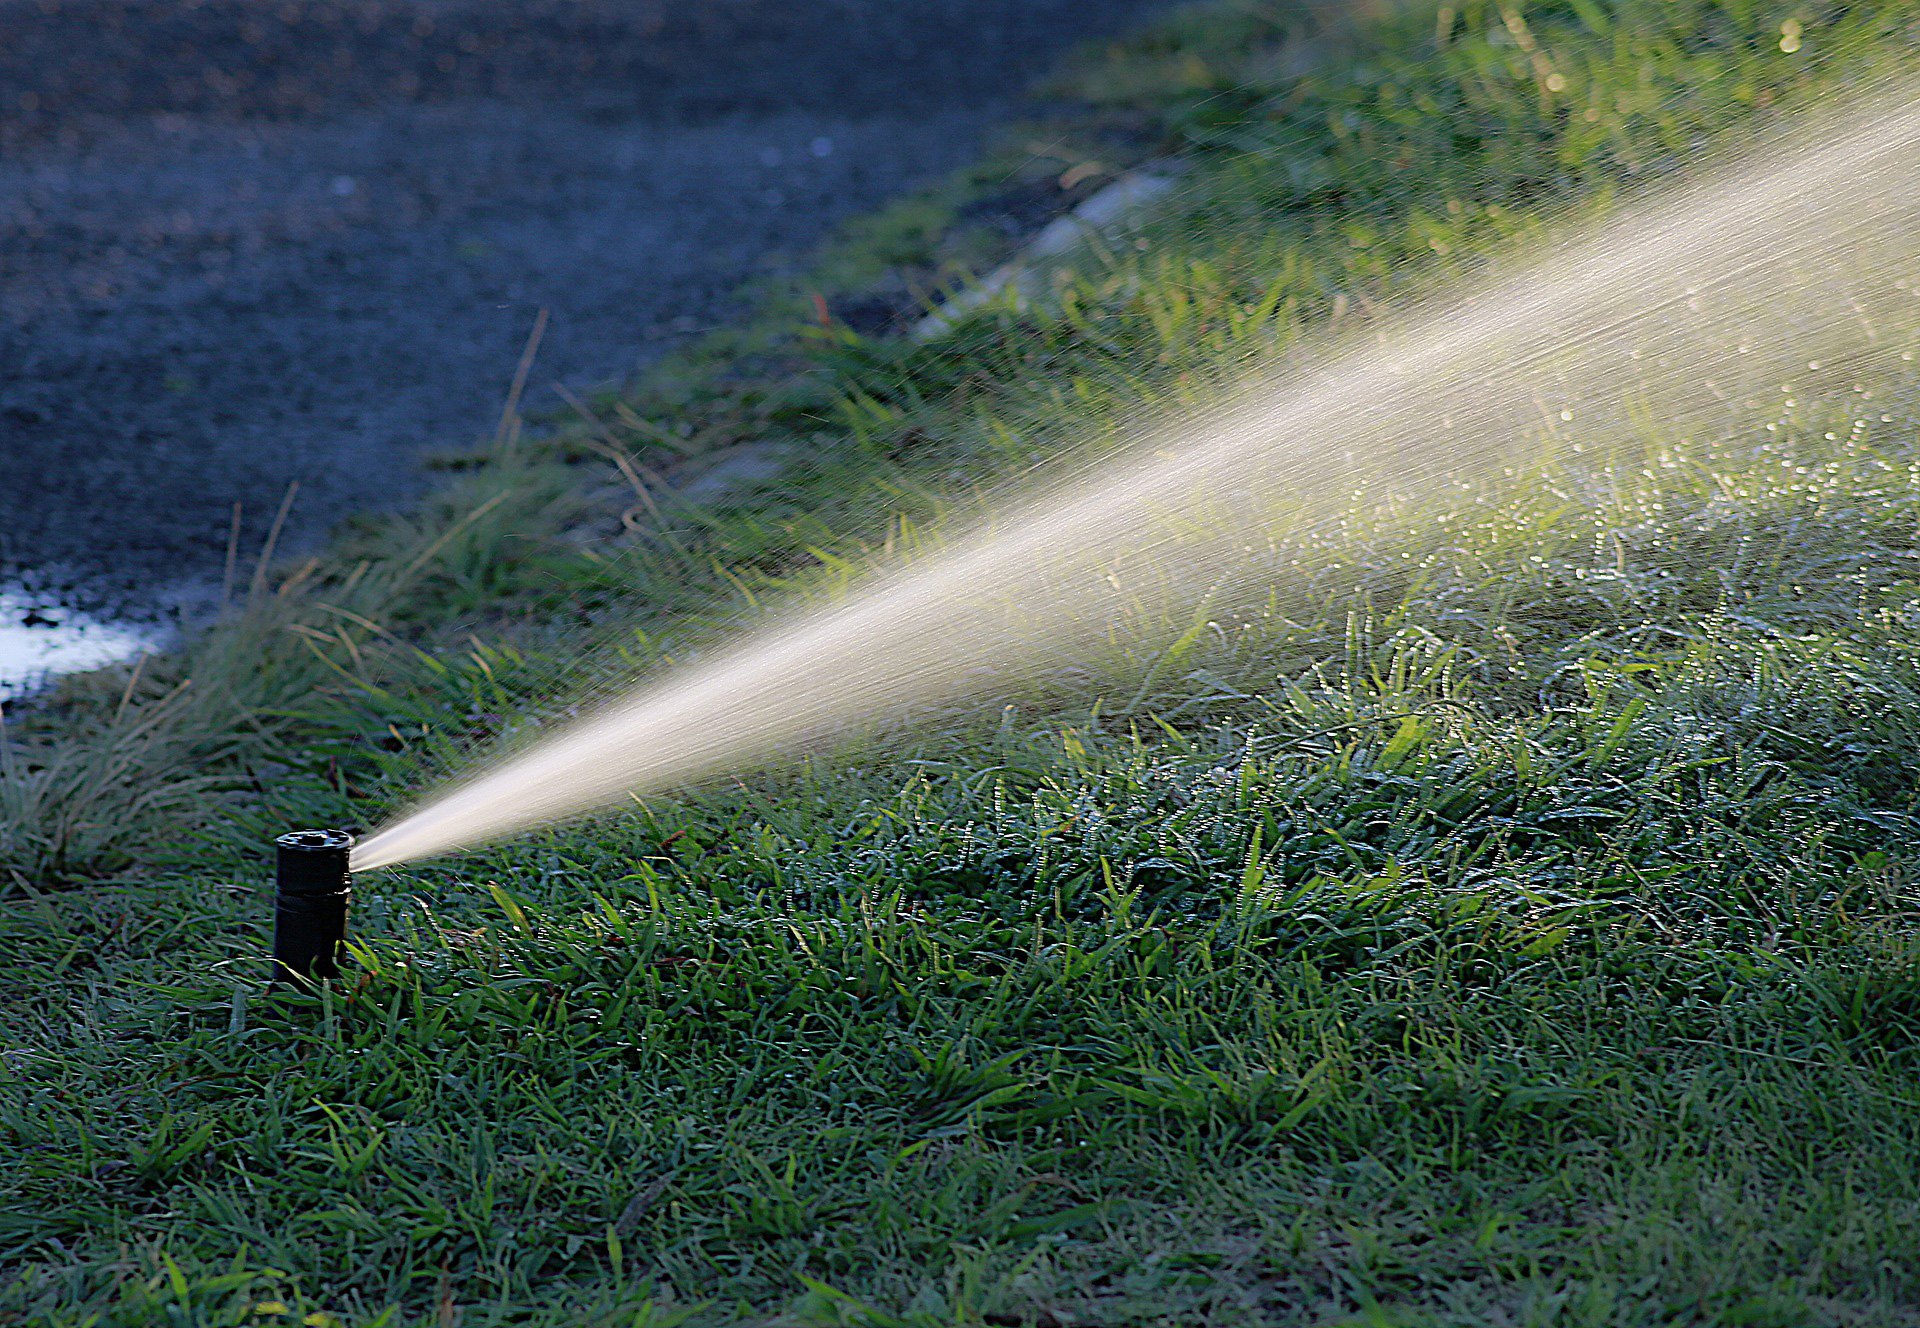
272, 828, 354, 988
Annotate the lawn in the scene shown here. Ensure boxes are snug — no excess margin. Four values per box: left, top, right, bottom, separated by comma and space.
6, 1, 1920, 1324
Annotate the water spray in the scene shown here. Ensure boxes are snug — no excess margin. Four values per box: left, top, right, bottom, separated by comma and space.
353, 84, 1920, 873
272, 829, 354, 988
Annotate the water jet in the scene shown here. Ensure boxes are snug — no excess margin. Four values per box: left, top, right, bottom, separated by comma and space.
272, 829, 354, 988
353, 85, 1920, 873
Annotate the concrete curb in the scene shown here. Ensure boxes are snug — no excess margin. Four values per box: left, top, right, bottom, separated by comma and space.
910, 161, 1184, 341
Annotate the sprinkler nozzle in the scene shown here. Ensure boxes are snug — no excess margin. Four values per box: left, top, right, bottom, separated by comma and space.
272, 829, 354, 988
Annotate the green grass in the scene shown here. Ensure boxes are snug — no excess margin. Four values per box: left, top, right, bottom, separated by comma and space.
8, 0, 1920, 1323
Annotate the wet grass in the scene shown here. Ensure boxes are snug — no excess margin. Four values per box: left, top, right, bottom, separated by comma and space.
7, 0, 1920, 1323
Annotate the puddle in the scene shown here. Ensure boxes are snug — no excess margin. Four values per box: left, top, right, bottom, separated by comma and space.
0, 585, 160, 701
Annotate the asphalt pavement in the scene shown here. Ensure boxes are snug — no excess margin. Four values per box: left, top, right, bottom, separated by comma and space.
0, 0, 1172, 668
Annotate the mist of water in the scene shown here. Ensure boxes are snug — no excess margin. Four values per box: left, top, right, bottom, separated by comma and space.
353, 87, 1920, 872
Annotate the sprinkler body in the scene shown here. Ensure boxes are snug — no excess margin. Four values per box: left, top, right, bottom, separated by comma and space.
272, 829, 354, 987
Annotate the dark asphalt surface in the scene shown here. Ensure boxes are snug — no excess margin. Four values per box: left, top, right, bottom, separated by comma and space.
0, 0, 1172, 638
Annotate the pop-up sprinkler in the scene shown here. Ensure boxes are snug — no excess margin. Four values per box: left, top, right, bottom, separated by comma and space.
272, 829, 353, 988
